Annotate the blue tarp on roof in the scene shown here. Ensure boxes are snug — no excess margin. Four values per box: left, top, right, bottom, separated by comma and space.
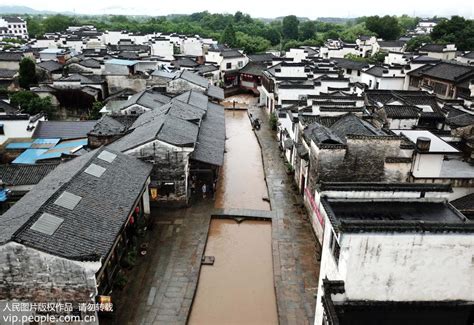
53, 138, 87, 149
12, 149, 48, 164
106, 59, 138, 66
6, 142, 33, 149
0, 189, 8, 202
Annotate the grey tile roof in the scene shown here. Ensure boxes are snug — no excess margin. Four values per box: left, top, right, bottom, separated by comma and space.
173, 90, 209, 110
166, 100, 206, 122
179, 69, 209, 88
419, 44, 451, 53
0, 163, 59, 186
77, 58, 102, 68
157, 114, 199, 146
0, 100, 18, 114
383, 105, 422, 119
220, 49, 245, 58
420, 62, 474, 82
191, 102, 225, 166
451, 193, 474, 213
247, 53, 276, 62
0, 52, 22, 61
378, 40, 405, 48
37, 60, 63, 73
331, 58, 369, 70
240, 62, 267, 76
363, 66, 385, 77
108, 115, 165, 152
88, 115, 128, 136
462, 51, 474, 59
33, 121, 97, 139
59, 73, 104, 84
330, 114, 386, 142
115, 90, 171, 112
1, 148, 153, 260
0, 69, 17, 79
1, 16, 24, 23
110, 90, 224, 155
206, 85, 224, 100
304, 122, 343, 145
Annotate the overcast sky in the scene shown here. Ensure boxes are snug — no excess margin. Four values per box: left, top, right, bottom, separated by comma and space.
3, 0, 474, 18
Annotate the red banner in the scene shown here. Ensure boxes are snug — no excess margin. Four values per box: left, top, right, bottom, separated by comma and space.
305, 187, 324, 227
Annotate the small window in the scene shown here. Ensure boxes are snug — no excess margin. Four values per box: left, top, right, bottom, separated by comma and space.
226, 62, 232, 69
329, 231, 341, 265
0, 124, 4, 135
357, 70, 361, 76
347, 69, 352, 74
238, 61, 243, 68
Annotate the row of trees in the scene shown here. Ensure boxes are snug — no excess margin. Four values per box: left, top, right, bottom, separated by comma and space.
23, 12, 473, 54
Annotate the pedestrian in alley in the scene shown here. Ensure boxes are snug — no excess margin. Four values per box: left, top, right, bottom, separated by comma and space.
202, 183, 207, 199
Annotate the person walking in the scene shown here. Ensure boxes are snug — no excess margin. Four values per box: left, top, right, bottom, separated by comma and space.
202, 183, 207, 199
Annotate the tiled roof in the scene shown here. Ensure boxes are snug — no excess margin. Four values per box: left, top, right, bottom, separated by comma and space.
419, 44, 451, 52
0, 52, 22, 62
0, 148, 153, 260
329, 113, 386, 142
37, 60, 63, 72
331, 58, 368, 70
0, 163, 59, 186
191, 102, 225, 166
33, 121, 97, 139
247, 53, 276, 62
240, 62, 267, 76
420, 62, 474, 82
0, 100, 18, 114
451, 193, 474, 214
383, 105, 422, 119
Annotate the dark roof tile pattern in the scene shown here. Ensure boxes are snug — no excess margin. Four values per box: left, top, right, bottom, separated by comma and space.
0, 148, 152, 260
33, 121, 97, 139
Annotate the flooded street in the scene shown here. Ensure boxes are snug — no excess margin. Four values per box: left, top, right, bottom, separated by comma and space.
214, 110, 270, 211
189, 110, 278, 324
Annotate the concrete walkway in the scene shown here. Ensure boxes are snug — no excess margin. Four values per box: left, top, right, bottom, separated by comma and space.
108, 201, 213, 325
250, 106, 321, 325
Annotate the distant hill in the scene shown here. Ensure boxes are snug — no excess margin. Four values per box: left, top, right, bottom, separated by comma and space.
0, 5, 73, 15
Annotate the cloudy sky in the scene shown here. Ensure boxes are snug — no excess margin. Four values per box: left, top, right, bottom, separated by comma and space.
3, 0, 474, 18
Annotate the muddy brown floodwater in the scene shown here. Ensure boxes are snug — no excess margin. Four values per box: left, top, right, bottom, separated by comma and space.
188, 110, 278, 324
214, 110, 270, 211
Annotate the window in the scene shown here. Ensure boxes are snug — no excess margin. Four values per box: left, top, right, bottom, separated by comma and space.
0, 124, 4, 135
238, 61, 243, 68
357, 70, 361, 76
329, 231, 341, 265
226, 62, 232, 69
347, 69, 352, 74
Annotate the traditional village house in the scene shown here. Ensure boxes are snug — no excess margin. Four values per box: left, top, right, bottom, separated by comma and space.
0, 148, 152, 321
313, 183, 473, 325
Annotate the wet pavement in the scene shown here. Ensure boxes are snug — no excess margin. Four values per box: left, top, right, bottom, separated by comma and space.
221, 94, 259, 109
249, 106, 321, 325
109, 201, 213, 325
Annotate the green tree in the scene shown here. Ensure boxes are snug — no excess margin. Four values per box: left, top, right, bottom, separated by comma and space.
26, 16, 44, 38
236, 32, 271, 53
221, 22, 237, 47
42, 15, 74, 33
431, 16, 474, 51
398, 15, 419, 32
405, 35, 432, 52
299, 21, 316, 40
365, 15, 401, 40
18, 58, 37, 89
264, 27, 281, 46
10, 91, 55, 117
88, 101, 103, 120
282, 15, 299, 40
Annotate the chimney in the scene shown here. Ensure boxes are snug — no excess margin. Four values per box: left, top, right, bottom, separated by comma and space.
416, 137, 431, 152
